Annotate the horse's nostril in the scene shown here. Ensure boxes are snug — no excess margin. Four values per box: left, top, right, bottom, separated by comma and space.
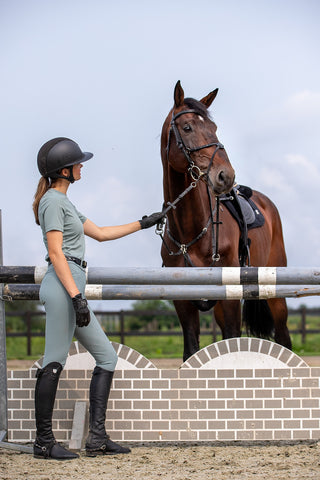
218, 170, 228, 186
215, 169, 235, 193
218, 171, 225, 183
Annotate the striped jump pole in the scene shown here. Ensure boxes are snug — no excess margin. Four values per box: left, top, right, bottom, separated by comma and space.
1, 266, 320, 285
3, 283, 320, 301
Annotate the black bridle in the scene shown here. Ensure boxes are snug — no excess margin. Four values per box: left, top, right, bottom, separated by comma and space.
166, 109, 224, 185
158, 109, 225, 265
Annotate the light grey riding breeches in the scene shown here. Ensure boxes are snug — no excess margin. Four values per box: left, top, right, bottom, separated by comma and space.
39, 263, 118, 371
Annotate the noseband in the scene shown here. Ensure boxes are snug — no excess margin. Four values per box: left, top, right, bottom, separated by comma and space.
167, 109, 224, 183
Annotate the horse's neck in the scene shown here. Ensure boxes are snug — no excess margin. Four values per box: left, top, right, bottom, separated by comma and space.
164, 169, 211, 238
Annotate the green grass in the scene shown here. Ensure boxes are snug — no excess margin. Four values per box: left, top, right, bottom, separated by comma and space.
5, 333, 214, 360
290, 334, 320, 356
109, 334, 215, 358
6, 337, 46, 360
287, 313, 320, 356
6, 333, 320, 361
109, 335, 185, 358
6, 313, 320, 360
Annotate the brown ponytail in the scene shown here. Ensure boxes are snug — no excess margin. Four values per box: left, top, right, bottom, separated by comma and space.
32, 177, 50, 225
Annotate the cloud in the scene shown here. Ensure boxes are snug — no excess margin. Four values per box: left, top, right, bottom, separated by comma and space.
257, 152, 320, 195
286, 153, 320, 183
78, 176, 139, 221
284, 90, 320, 118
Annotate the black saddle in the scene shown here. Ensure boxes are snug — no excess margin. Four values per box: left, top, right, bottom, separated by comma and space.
220, 184, 265, 266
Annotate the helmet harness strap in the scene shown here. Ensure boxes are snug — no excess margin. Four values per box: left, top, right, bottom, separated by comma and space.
50, 166, 75, 184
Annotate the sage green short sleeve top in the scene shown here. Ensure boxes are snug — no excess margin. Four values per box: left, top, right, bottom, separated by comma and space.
38, 189, 87, 262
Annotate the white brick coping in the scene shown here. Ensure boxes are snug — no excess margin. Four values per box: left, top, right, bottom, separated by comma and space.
181, 338, 308, 370
30, 337, 308, 371
31, 341, 158, 371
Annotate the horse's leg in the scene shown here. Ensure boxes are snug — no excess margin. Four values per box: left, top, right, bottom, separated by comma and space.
214, 300, 241, 339
267, 298, 292, 349
264, 224, 292, 350
173, 300, 200, 362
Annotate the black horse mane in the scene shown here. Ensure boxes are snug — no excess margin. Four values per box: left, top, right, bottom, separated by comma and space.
184, 98, 210, 119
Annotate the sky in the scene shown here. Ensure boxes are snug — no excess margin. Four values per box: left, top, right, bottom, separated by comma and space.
1, 0, 320, 310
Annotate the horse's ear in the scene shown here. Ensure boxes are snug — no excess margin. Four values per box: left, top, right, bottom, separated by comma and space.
200, 88, 219, 108
174, 80, 184, 108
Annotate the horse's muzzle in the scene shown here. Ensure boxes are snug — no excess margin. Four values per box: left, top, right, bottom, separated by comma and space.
208, 166, 235, 195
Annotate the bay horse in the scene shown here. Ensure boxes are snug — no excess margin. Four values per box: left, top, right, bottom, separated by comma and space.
160, 81, 291, 362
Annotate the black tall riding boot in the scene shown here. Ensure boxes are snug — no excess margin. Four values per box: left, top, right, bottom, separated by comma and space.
85, 366, 131, 456
34, 362, 79, 460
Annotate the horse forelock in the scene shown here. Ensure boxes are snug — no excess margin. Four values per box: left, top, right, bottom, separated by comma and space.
184, 98, 210, 119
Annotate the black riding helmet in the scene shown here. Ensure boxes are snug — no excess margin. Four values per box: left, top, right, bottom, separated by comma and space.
37, 137, 93, 183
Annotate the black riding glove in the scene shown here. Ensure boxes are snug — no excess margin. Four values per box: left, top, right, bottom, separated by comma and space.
139, 211, 165, 229
72, 293, 91, 327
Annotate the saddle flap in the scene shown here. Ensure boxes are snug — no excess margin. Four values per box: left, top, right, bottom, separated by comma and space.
220, 185, 265, 266
222, 185, 265, 230
237, 195, 255, 225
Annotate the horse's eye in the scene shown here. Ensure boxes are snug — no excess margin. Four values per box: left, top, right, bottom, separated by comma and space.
183, 124, 192, 132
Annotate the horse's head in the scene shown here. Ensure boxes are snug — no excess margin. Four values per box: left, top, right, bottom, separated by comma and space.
161, 81, 235, 195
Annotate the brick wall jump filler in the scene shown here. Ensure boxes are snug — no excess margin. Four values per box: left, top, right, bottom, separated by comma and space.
7, 338, 320, 444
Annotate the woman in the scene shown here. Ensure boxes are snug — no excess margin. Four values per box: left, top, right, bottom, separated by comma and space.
32, 137, 163, 460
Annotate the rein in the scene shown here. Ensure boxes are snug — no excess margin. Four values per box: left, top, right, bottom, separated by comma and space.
158, 109, 224, 266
